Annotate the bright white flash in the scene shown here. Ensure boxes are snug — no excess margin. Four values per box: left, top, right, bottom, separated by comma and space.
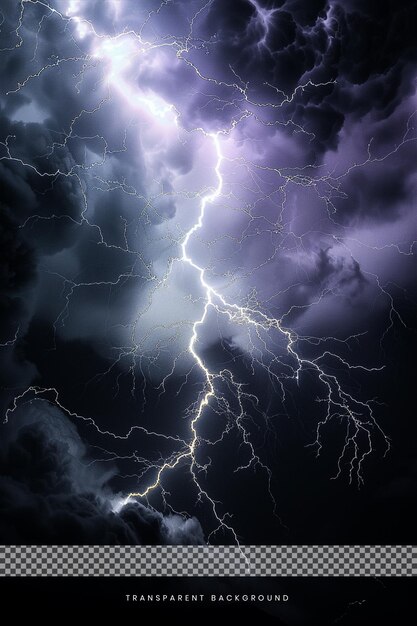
93, 37, 175, 122
66, 0, 89, 38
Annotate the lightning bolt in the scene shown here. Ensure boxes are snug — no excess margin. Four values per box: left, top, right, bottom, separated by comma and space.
2, 0, 410, 542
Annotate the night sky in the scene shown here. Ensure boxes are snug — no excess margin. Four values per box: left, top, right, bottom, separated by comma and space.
1, 0, 417, 556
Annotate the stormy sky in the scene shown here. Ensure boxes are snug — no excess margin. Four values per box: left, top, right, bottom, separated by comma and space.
0, 0, 416, 546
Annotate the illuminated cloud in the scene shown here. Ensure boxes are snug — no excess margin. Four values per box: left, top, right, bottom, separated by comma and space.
0, 0, 416, 545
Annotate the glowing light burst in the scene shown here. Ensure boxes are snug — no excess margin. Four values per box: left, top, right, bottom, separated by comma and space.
92, 37, 176, 122
2, 0, 404, 542
65, 0, 89, 38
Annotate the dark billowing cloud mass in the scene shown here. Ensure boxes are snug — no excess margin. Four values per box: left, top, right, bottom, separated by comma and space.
0, 0, 416, 551
0, 404, 203, 544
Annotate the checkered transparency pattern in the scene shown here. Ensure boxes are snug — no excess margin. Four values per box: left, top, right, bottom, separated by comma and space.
0, 546, 415, 577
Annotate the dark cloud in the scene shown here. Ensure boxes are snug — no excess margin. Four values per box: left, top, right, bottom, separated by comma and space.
188, 0, 417, 152
268, 246, 369, 329
0, 404, 204, 544
0, 206, 35, 296
313, 247, 367, 293
337, 164, 411, 224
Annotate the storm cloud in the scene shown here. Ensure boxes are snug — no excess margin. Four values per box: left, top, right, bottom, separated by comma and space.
0, 403, 204, 544
0, 0, 416, 545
